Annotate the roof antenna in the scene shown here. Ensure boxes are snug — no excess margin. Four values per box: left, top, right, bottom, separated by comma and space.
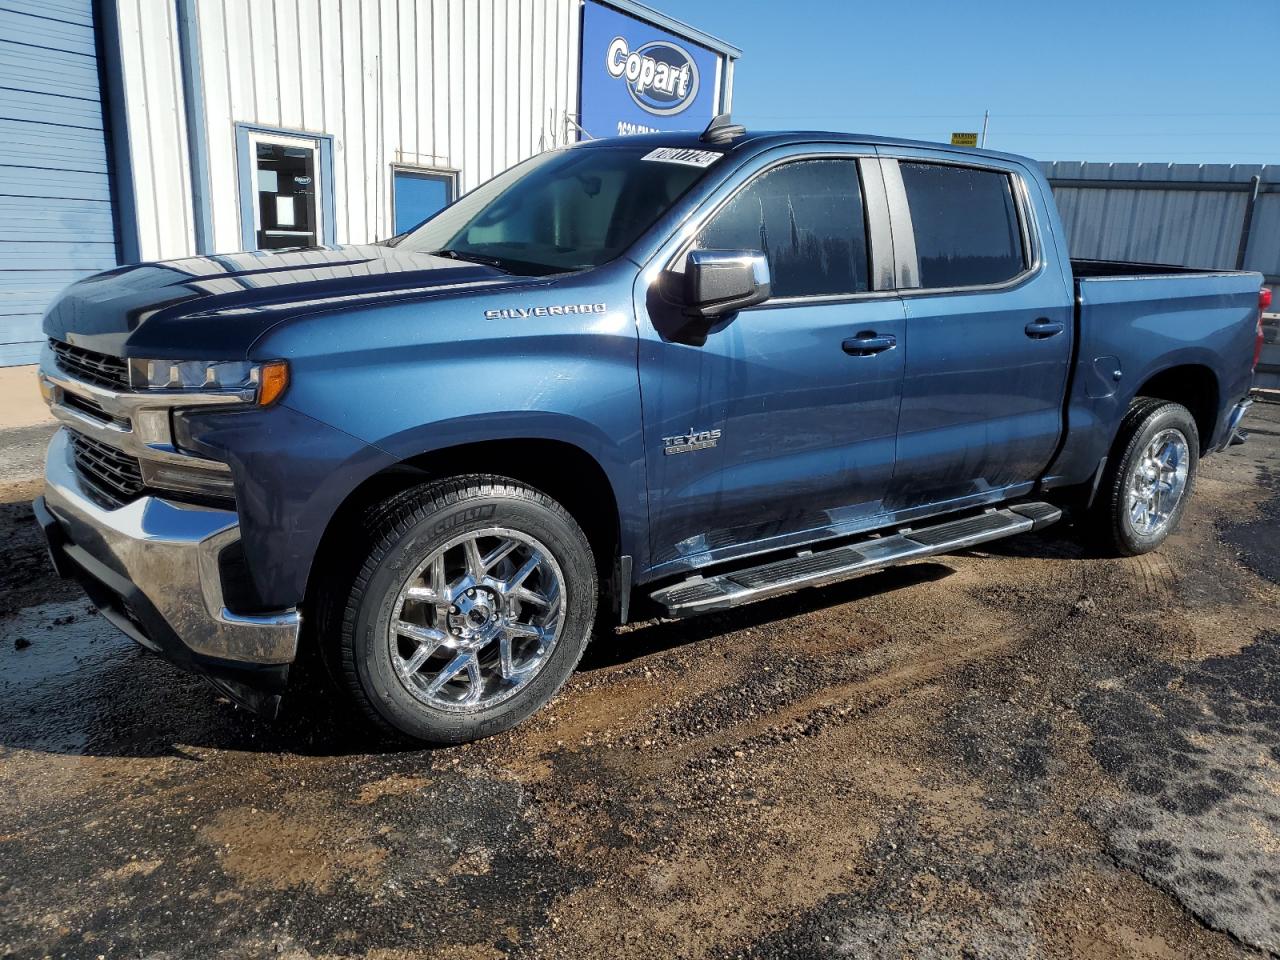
700, 114, 745, 144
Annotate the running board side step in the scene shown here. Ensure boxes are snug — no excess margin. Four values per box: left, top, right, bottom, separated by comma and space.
650, 503, 1062, 618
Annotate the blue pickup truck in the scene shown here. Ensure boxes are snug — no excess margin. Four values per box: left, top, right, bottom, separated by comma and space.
34, 119, 1268, 743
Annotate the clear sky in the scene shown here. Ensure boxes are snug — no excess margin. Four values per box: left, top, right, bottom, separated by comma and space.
678, 0, 1279, 166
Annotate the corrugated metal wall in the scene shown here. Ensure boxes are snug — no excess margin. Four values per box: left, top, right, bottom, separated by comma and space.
116, 0, 582, 262
114, 0, 196, 262
0, 0, 118, 366
1043, 161, 1280, 284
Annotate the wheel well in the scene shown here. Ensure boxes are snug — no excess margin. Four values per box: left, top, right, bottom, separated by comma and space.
1134, 364, 1219, 453
308, 439, 621, 610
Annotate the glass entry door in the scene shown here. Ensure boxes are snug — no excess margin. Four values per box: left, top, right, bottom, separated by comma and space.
248, 132, 322, 250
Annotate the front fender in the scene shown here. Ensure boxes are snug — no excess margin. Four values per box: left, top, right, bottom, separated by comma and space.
240, 263, 648, 588
372, 408, 648, 568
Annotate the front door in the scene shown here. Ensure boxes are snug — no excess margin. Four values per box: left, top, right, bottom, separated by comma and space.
882, 155, 1074, 510
242, 130, 325, 251
638, 153, 907, 576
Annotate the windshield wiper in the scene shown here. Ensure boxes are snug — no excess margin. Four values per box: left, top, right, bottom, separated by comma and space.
428, 249, 512, 273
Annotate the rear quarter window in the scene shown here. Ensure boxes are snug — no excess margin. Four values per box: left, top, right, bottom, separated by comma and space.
899, 162, 1026, 288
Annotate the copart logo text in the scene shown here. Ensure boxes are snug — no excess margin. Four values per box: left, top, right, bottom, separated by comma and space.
606, 37, 699, 116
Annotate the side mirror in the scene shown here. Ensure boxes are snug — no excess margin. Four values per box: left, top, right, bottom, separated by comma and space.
680, 249, 771, 320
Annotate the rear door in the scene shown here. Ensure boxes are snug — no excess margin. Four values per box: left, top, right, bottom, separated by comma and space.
880, 153, 1073, 510
635, 147, 907, 577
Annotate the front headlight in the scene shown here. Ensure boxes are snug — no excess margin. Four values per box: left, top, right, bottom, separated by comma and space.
128, 358, 289, 406
124, 358, 289, 504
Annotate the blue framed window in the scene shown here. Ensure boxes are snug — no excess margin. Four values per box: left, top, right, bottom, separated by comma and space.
393, 168, 457, 234
235, 124, 336, 251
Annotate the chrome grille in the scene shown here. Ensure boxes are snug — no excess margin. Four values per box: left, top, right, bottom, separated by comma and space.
69, 431, 145, 505
61, 391, 131, 429
50, 339, 130, 391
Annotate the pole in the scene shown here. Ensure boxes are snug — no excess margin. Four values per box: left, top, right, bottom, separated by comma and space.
980, 110, 990, 148
564, 114, 595, 141
1236, 175, 1262, 270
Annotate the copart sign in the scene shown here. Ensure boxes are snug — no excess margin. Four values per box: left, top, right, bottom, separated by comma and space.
606, 37, 699, 115
579, 1, 721, 138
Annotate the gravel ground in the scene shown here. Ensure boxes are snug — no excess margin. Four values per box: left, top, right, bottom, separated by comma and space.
1, 405, 1278, 960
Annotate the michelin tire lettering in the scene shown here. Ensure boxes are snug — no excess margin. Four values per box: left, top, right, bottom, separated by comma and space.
430, 504, 497, 537
605, 37, 700, 116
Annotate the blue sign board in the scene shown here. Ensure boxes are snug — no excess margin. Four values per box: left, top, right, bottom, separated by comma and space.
579, 2, 721, 138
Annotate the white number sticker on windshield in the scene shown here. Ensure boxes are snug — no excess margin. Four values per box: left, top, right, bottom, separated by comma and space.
641, 147, 721, 168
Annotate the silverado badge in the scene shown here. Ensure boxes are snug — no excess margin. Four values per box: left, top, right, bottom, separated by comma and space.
483, 303, 606, 320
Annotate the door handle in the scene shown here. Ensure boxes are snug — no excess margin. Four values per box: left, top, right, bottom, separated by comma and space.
1025, 318, 1065, 339
842, 333, 897, 356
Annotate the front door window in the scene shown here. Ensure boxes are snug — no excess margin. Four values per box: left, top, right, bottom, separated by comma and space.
695, 158, 872, 297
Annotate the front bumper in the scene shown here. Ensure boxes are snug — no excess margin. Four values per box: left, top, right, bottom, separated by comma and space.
36, 428, 300, 714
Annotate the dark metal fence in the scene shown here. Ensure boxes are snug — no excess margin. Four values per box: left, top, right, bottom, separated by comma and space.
1042, 162, 1279, 286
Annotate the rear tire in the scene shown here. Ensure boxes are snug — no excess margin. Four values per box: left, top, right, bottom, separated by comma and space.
1090, 398, 1199, 557
330, 475, 597, 744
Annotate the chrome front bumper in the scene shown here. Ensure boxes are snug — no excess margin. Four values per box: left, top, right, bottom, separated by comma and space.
38, 428, 300, 668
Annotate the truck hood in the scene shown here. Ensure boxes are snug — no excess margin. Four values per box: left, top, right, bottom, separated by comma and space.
42, 244, 531, 358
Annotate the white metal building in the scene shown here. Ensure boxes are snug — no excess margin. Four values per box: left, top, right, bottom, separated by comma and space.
0, 0, 740, 366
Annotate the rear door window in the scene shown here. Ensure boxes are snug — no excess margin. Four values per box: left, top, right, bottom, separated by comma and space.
695, 159, 870, 299
898, 162, 1026, 288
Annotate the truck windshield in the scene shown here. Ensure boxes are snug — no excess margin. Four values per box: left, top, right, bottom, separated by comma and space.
391, 146, 718, 275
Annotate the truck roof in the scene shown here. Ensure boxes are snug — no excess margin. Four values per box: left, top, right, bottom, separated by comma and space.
574, 129, 1034, 166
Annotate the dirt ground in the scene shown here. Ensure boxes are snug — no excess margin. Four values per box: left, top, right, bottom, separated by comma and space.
1, 403, 1278, 960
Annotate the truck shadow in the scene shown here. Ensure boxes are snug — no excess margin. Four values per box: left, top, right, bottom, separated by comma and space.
957, 524, 1093, 562
580, 561, 956, 671
0, 524, 1113, 764
0, 563, 957, 761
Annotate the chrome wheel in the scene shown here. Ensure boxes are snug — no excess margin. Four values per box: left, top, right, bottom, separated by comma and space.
1125, 428, 1190, 536
388, 528, 565, 713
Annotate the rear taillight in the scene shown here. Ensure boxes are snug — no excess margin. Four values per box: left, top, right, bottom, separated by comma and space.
1256, 287, 1272, 372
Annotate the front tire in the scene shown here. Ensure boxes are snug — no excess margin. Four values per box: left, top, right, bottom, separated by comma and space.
1091, 398, 1199, 557
332, 476, 597, 744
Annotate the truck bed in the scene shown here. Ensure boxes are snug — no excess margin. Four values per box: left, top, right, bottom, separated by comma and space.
1043, 262, 1263, 490
1070, 258, 1237, 279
